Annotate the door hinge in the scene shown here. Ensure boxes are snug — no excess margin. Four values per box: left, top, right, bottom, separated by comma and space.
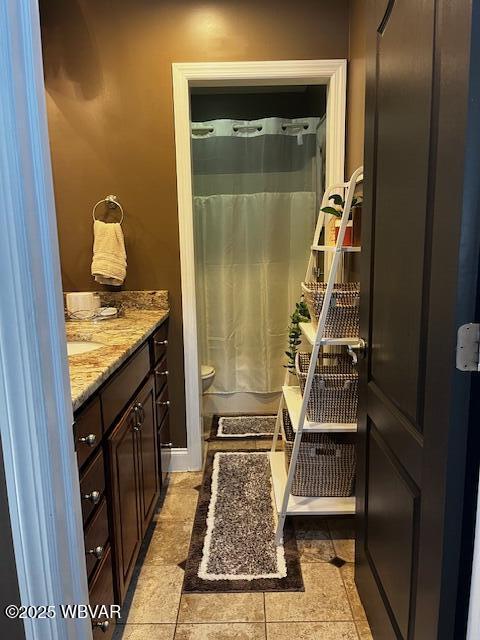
456, 323, 480, 372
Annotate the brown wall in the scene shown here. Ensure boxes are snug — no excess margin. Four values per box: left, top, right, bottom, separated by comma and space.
346, 0, 367, 175
39, 0, 350, 446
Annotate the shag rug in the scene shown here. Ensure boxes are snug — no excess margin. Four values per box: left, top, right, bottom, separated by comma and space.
210, 414, 277, 440
182, 450, 303, 593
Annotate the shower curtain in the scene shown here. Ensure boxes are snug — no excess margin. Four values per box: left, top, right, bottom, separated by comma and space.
192, 116, 326, 398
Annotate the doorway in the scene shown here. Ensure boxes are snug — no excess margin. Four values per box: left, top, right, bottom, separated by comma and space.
172, 60, 347, 471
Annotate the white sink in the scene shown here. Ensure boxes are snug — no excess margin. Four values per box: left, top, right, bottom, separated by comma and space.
67, 341, 104, 356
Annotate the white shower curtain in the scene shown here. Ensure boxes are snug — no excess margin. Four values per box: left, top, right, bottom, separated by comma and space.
192, 116, 325, 396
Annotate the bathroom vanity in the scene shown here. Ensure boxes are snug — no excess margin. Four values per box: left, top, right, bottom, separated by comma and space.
67, 291, 170, 637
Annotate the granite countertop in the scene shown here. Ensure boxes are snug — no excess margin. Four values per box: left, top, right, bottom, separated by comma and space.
66, 291, 168, 412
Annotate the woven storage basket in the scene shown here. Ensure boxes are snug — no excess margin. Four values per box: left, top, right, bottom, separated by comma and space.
302, 281, 360, 338
296, 351, 358, 423
282, 410, 355, 497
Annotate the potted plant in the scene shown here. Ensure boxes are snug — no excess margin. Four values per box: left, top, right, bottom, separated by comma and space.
284, 298, 310, 384
321, 193, 362, 247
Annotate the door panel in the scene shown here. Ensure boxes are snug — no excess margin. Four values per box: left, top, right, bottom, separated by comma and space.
108, 408, 141, 603
370, 0, 434, 426
137, 375, 159, 534
367, 428, 419, 640
357, 1, 479, 639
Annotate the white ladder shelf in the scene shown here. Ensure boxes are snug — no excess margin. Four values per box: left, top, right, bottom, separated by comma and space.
270, 166, 364, 544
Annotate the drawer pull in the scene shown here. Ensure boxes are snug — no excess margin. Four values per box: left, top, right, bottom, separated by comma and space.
133, 402, 145, 425
155, 369, 169, 377
154, 339, 168, 346
93, 620, 110, 633
160, 442, 173, 449
83, 490, 101, 504
156, 400, 170, 407
87, 545, 104, 559
79, 434, 97, 447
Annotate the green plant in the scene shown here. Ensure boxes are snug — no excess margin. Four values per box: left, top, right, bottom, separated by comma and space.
320, 193, 363, 219
285, 298, 310, 371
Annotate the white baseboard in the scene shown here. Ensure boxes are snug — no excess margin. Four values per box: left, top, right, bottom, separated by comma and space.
169, 447, 203, 472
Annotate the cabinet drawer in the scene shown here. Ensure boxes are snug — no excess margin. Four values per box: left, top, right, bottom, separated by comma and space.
151, 321, 168, 365
155, 384, 169, 425
158, 414, 171, 483
154, 355, 169, 394
74, 398, 102, 469
80, 449, 106, 526
85, 498, 109, 582
89, 545, 115, 639
102, 343, 150, 431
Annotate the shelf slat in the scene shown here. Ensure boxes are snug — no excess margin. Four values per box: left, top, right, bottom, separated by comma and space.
299, 322, 362, 347
282, 385, 357, 433
269, 451, 356, 516
311, 244, 361, 253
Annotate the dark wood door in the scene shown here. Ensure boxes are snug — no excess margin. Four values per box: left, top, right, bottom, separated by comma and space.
108, 405, 141, 603
357, 1, 480, 639
135, 375, 160, 534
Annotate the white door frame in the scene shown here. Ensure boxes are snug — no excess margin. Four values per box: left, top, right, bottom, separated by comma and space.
172, 59, 347, 471
1, 1, 90, 638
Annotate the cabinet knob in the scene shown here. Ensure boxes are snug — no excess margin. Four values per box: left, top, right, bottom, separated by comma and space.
93, 620, 110, 632
83, 490, 101, 504
156, 400, 170, 407
87, 545, 104, 559
154, 339, 168, 346
155, 369, 169, 377
160, 442, 173, 449
79, 433, 96, 447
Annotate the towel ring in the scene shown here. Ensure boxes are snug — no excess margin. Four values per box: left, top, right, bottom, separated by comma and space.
92, 195, 124, 224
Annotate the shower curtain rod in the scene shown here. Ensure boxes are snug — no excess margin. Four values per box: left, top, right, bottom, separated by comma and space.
191, 120, 314, 135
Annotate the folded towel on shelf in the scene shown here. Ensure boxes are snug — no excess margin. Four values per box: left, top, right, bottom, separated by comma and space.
91, 220, 126, 286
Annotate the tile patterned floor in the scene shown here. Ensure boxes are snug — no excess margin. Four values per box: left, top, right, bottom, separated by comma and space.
114, 438, 373, 640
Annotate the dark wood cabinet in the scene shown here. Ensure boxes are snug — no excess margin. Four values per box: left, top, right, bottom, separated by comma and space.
74, 397, 103, 468
89, 545, 115, 639
153, 320, 171, 485
108, 374, 159, 602
84, 498, 109, 582
80, 449, 106, 526
136, 376, 160, 534
108, 402, 142, 603
102, 343, 150, 431
73, 316, 168, 609
158, 414, 172, 485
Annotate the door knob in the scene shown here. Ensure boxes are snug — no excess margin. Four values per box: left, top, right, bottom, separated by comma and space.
84, 490, 101, 504
79, 434, 96, 447
87, 545, 104, 559
347, 338, 367, 364
93, 620, 110, 632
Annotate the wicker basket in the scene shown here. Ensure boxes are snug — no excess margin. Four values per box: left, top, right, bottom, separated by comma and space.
282, 409, 356, 497
302, 281, 360, 338
295, 351, 358, 423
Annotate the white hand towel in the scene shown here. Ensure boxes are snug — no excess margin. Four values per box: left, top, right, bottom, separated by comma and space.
91, 220, 127, 286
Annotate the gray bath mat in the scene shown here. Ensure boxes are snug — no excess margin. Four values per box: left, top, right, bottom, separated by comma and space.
210, 414, 277, 440
182, 450, 303, 592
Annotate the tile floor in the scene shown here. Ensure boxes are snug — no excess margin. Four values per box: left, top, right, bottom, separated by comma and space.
114, 436, 373, 640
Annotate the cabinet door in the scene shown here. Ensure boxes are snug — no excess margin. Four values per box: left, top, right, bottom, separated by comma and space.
135, 375, 159, 535
108, 406, 141, 604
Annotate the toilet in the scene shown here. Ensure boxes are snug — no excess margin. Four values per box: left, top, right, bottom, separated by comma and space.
201, 365, 215, 392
